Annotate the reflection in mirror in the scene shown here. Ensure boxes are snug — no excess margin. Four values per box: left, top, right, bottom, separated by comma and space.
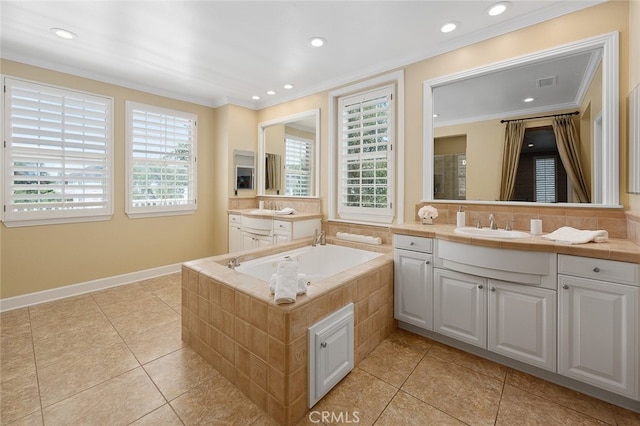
233, 149, 255, 192
258, 109, 320, 197
423, 32, 619, 206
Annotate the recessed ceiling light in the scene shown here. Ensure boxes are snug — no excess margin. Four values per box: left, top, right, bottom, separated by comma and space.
50, 27, 77, 40
252, 95, 260, 100
487, 2, 510, 16
267, 90, 276, 95
523, 97, 534, 103
440, 22, 458, 33
309, 37, 326, 47
283, 84, 294, 90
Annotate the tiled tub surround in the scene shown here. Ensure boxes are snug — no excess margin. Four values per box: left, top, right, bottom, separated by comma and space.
181, 239, 395, 425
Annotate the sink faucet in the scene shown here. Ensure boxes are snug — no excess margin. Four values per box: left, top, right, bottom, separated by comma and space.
312, 229, 326, 247
227, 257, 241, 269
489, 213, 498, 230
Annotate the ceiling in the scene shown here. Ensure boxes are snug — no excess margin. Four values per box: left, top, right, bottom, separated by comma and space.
0, 0, 604, 110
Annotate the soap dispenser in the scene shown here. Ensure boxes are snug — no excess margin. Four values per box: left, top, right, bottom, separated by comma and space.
456, 206, 466, 228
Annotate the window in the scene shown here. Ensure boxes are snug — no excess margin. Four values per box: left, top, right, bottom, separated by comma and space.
535, 156, 557, 203
126, 102, 197, 217
284, 135, 312, 196
337, 85, 395, 223
2, 77, 113, 227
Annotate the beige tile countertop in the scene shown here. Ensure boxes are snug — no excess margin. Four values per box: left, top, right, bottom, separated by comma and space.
227, 208, 323, 221
391, 223, 640, 264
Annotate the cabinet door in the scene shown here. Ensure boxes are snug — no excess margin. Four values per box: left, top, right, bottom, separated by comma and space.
255, 234, 273, 249
434, 269, 486, 347
394, 249, 433, 330
241, 232, 255, 250
274, 233, 290, 245
488, 281, 556, 371
228, 225, 243, 253
559, 275, 638, 399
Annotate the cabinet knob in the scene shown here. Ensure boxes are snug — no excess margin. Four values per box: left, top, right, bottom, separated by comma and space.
320, 342, 327, 348
478, 284, 484, 289
490, 287, 496, 292
409, 241, 414, 246
279, 224, 284, 228
593, 267, 600, 273
562, 284, 569, 290
425, 260, 430, 265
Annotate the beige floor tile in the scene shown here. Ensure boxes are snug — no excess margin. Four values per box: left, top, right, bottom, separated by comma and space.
0, 332, 36, 383
91, 282, 153, 309
401, 354, 503, 426
0, 308, 31, 339
140, 272, 182, 293
427, 341, 507, 381
254, 413, 283, 425
144, 347, 219, 401
357, 339, 425, 387
612, 405, 640, 425
152, 285, 182, 313
42, 367, 165, 425
108, 298, 180, 338
170, 375, 264, 424
505, 368, 617, 424
129, 403, 183, 425
496, 384, 610, 426
0, 372, 40, 424
374, 390, 465, 425
29, 296, 109, 341
38, 340, 139, 407
28, 294, 99, 323
32, 319, 122, 367
5, 409, 43, 426
386, 328, 434, 352
124, 319, 185, 364
311, 368, 397, 426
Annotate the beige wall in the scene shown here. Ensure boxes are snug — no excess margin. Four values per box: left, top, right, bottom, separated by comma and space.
630, 0, 640, 211
0, 1, 633, 300
0, 60, 218, 299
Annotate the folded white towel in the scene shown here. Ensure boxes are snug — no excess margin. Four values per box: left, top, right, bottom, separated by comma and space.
274, 259, 298, 304
275, 207, 296, 215
269, 273, 309, 295
541, 226, 609, 244
336, 232, 382, 245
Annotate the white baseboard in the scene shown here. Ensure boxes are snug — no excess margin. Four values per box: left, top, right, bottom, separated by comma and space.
0, 263, 183, 313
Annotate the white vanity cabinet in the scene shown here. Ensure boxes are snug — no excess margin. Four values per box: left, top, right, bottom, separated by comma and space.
273, 219, 319, 244
558, 255, 640, 400
393, 235, 433, 330
241, 232, 273, 250
228, 214, 243, 253
432, 240, 557, 371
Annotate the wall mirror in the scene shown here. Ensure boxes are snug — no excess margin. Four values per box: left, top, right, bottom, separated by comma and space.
234, 150, 255, 192
257, 108, 320, 197
423, 32, 620, 206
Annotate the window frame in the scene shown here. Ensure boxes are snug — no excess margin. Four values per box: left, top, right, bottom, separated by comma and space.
329, 71, 404, 225
284, 134, 313, 197
2, 76, 114, 228
125, 101, 198, 218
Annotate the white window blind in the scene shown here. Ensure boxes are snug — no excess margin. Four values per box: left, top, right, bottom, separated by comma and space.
126, 102, 197, 217
3, 78, 113, 226
535, 156, 556, 203
338, 85, 394, 223
284, 136, 312, 196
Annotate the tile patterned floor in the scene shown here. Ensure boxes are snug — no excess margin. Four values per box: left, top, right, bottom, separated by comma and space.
1, 273, 639, 425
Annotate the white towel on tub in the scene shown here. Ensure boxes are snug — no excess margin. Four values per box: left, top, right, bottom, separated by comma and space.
274, 259, 298, 304
541, 226, 609, 244
269, 273, 309, 295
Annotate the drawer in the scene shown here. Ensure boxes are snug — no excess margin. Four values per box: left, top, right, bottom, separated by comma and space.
229, 214, 241, 225
273, 220, 292, 234
558, 255, 640, 286
394, 234, 432, 253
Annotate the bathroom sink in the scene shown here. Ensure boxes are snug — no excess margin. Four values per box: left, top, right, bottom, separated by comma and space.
249, 209, 275, 215
454, 227, 531, 239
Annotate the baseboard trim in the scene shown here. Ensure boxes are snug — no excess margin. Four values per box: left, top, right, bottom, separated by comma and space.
0, 263, 183, 312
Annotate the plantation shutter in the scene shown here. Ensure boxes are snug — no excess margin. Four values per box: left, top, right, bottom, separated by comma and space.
338, 85, 394, 222
126, 102, 197, 217
3, 78, 113, 226
535, 156, 556, 203
284, 136, 312, 196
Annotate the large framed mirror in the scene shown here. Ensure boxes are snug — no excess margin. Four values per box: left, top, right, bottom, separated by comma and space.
423, 32, 619, 206
257, 108, 320, 197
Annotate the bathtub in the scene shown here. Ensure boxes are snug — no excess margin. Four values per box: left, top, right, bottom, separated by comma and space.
235, 244, 383, 283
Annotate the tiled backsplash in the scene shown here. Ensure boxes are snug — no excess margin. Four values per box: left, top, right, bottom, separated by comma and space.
228, 197, 321, 214
626, 211, 640, 245
416, 202, 630, 240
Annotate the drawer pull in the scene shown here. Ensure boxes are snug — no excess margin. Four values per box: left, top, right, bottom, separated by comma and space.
593, 267, 600, 273
478, 284, 484, 289
490, 287, 496, 292
562, 284, 569, 290
425, 260, 430, 265
409, 241, 414, 246
321, 342, 327, 348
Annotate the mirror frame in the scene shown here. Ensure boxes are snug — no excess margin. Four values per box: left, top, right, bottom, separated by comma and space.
257, 108, 320, 197
422, 32, 620, 206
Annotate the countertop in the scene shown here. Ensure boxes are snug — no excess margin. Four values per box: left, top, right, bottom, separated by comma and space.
227, 209, 323, 222
391, 223, 640, 264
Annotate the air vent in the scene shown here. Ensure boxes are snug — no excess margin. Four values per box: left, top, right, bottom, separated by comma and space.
537, 76, 557, 88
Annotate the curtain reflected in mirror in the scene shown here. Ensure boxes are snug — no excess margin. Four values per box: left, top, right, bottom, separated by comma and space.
265, 153, 281, 192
